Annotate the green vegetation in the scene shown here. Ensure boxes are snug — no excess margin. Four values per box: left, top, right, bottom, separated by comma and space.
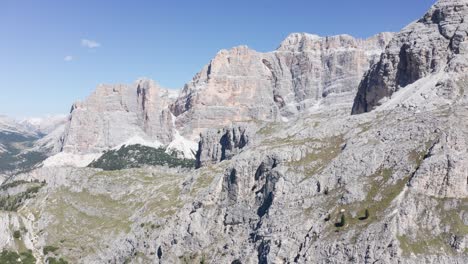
359, 209, 369, 220
408, 140, 435, 167
88, 144, 195, 170
32, 169, 185, 262
396, 197, 468, 256
357, 121, 373, 135
190, 172, 215, 196
437, 198, 468, 235
286, 136, 344, 181
324, 167, 409, 234
257, 123, 282, 136
0, 180, 29, 191
335, 214, 346, 227
43, 246, 59, 255
13, 230, 21, 239
47, 257, 68, 264
0, 182, 45, 211
397, 234, 452, 256
0, 250, 36, 264
178, 252, 207, 264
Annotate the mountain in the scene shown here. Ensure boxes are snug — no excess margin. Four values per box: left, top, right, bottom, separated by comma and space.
0, 116, 50, 181
1, 0, 468, 263
41, 32, 392, 167
19, 115, 68, 135
352, 0, 468, 114
172, 33, 392, 139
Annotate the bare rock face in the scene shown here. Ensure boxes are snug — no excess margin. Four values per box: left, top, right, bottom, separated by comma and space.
47, 33, 393, 159
172, 33, 392, 139
352, 0, 468, 114
195, 124, 253, 168
61, 79, 176, 154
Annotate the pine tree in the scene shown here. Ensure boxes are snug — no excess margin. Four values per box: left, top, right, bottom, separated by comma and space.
340, 214, 346, 227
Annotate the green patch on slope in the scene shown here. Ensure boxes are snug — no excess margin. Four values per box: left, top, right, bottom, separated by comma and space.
0, 250, 36, 264
190, 172, 215, 196
397, 234, 453, 256
286, 136, 344, 181
88, 144, 195, 170
0, 181, 45, 211
21, 169, 186, 262
436, 198, 468, 236
326, 168, 408, 233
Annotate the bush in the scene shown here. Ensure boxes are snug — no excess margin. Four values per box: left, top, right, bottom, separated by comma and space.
0, 250, 36, 264
335, 214, 346, 227
43, 246, 59, 255
359, 208, 370, 220
47, 257, 68, 264
0, 183, 45, 211
13, 230, 21, 239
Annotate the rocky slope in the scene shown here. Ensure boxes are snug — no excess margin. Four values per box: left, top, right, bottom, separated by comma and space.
352, 0, 468, 114
1, 0, 468, 263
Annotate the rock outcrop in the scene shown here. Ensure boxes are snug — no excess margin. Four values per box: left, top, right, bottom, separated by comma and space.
172, 33, 392, 139
195, 124, 253, 168
47, 32, 392, 162
1, 1, 468, 263
60, 79, 176, 154
352, 0, 468, 114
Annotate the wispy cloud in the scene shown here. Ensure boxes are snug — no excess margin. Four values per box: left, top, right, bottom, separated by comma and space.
64, 55, 73, 61
81, 39, 101, 49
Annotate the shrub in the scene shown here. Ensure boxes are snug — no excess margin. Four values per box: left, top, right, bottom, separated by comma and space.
0, 250, 36, 264
359, 208, 370, 220
335, 214, 346, 227
47, 257, 68, 264
43, 246, 59, 255
13, 230, 21, 239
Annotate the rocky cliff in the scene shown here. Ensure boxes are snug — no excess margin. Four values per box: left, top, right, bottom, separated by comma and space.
59, 79, 176, 154
46, 32, 392, 164
172, 33, 392, 139
195, 124, 253, 168
352, 0, 468, 114
1, 0, 467, 263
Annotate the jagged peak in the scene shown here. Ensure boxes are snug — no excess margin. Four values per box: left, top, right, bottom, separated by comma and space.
214, 45, 256, 58
277, 32, 393, 52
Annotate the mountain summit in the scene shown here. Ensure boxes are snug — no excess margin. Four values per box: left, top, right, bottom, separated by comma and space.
0, 0, 467, 263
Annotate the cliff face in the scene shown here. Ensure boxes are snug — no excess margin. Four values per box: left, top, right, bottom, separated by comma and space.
172, 33, 392, 139
1, 1, 468, 263
352, 0, 468, 114
195, 124, 253, 168
52, 32, 392, 159
60, 79, 176, 154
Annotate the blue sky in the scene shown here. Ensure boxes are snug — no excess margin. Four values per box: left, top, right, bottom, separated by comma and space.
1, 0, 436, 117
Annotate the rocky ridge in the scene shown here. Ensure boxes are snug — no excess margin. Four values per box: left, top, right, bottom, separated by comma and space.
172, 33, 392, 139
352, 0, 468, 114
41, 32, 392, 167
0, 0, 467, 263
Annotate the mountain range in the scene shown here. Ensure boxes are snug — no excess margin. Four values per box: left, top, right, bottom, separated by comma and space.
0, 0, 467, 263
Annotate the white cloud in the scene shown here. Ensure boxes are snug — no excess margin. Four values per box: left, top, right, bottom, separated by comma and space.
81, 39, 101, 48
64, 55, 73, 61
